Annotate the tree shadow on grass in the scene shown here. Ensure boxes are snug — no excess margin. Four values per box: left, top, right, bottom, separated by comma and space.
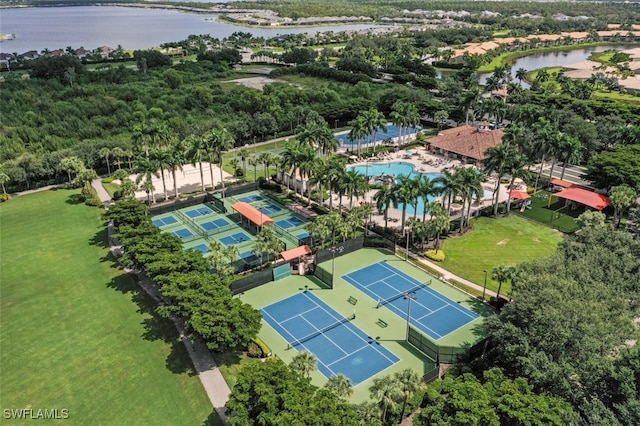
66, 193, 85, 205
89, 227, 110, 249
203, 410, 224, 426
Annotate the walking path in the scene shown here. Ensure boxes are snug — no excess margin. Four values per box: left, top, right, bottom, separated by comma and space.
92, 179, 232, 425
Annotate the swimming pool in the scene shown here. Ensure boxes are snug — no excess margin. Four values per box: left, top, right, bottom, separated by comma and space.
336, 124, 421, 146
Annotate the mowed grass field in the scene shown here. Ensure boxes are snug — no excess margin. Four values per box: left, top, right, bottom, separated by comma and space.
0, 189, 217, 425
440, 216, 563, 295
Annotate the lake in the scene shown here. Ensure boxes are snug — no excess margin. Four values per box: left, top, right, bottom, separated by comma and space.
0, 6, 385, 53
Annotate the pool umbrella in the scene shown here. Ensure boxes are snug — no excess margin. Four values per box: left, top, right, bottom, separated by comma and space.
510, 190, 531, 200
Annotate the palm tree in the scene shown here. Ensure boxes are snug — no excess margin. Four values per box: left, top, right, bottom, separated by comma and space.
120, 178, 137, 199
58, 156, 85, 185
610, 184, 638, 228
374, 184, 394, 231
238, 148, 249, 177
206, 127, 235, 194
390, 102, 406, 145
208, 239, 238, 278
363, 108, 387, 154
393, 174, 418, 232
492, 264, 511, 301
133, 155, 159, 204
166, 141, 186, 199
324, 374, 353, 400
348, 115, 368, 157
98, 147, 112, 175
229, 158, 240, 179
248, 156, 258, 182
515, 67, 527, 84
253, 226, 284, 263
184, 134, 208, 192
342, 170, 369, 209
279, 141, 300, 192
369, 374, 401, 423
297, 121, 337, 156
394, 368, 422, 420
429, 203, 450, 252
289, 351, 317, 379
150, 148, 172, 201
559, 136, 583, 181
483, 143, 513, 216
416, 175, 441, 222
433, 169, 458, 214
111, 147, 125, 170
326, 156, 347, 210
504, 151, 531, 214
403, 103, 421, 143
455, 167, 483, 231
354, 402, 381, 425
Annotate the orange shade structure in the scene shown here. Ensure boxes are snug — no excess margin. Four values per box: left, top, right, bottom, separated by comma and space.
231, 201, 275, 226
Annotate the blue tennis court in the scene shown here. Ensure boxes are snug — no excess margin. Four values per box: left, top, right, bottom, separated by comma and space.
199, 218, 230, 232
258, 204, 282, 215
191, 243, 210, 254
237, 194, 264, 203
343, 261, 479, 340
335, 125, 421, 146
185, 206, 214, 218
262, 291, 399, 385
218, 232, 252, 246
172, 228, 194, 239
276, 216, 306, 229
152, 216, 178, 227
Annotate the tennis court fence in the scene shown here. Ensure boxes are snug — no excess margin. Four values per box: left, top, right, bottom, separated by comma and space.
314, 264, 333, 288
408, 326, 487, 364
273, 224, 300, 247
174, 209, 207, 238
288, 313, 355, 348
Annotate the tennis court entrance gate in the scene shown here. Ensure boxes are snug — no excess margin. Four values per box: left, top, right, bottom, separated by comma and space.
273, 264, 291, 281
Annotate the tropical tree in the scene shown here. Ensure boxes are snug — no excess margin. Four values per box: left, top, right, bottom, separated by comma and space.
208, 239, 239, 278
504, 151, 531, 214
120, 178, 138, 199
484, 143, 514, 216
111, 147, 125, 170
238, 148, 249, 178
150, 148, 172, 201
369, 374, 401, 423
515, 67, 527, 83
75, 168, 98, 193
395, 368, 422, 420
98, 147, 112, 175
354, 401, 382, 425
184, 134, 208, 192
429, 203, 450, 252
133, 155, 159, 204
297, 120, 338, 157
253, 226, 284, 264
416, 175, 441, 222
348, 115, 368, 157
289, 351, 317, 379
324, 374, 353, 400
58, 156, 85, 185
207, 127, 235, 193
259, 152, 278, 180
559, 136, 583, 181
248, 156, 258, 182
491, 264, 511, 301
342, 169, 369, 209
363, 108, 387, 153
374, 183, 394, 231
166, 140, 186, 199
0, 167, 10, 196
610, 184, 638, 228
456, 167, 484, 231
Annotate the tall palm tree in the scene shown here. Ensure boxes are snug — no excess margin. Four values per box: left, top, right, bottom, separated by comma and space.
433, 169, 458, 214
296, 144, 318, 203
248, 156, 258, 182
515, 67, 527, 84
289, 351, 317, 379
324, 374, 353, 400
393, 175, 417, 232
120, 178, 137, 199
374, 184, 394, 231
150, 148, 172, 201
429, 203, 450, 252
390, 102, 406, 145
297, 121, 338, 157
504, 151, 531, 214
133, 155, 159, 204
184, 134, 208, 192
416, 175, 441, 222
354, 402, 381, 425
98, 147, 112, 175
258, 152, 278, 180
483, 143, 513, 216
166, 140, 185, 199
206, 127, 235, 193
559, 136, 583, 181
394, 368, 422, 420
369, 375, 401, 423
492, 264, 511, 301
363, 108, 387, 154
342, 170, 369, 209
455, 167, 483, 231
348, 115, 368, 157
111, 147, 125, 170
279, 141, 300, 192
238, 148, 249, 178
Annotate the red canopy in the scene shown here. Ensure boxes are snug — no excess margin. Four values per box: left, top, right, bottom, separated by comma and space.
549, 178, 574, 188
510, 190, 531, 200
231, 201, 274, 226
280, 245, 312, 262
554, 187, 610, 210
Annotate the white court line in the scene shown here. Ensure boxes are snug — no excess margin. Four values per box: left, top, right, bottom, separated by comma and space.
303, 293, 399, 365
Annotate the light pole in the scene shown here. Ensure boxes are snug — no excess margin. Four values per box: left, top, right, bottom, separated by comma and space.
330, 245, 344, 289
482, 269, 488, 301
404, 291, 417, 340
405, 227, 412, 261
334, 119, 338, 129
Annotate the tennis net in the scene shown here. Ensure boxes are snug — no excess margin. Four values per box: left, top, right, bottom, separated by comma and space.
289, 314, 355, 348
378, 284, 423, 307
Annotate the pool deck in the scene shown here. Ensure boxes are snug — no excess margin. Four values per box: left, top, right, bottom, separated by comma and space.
335, 147, 521, 228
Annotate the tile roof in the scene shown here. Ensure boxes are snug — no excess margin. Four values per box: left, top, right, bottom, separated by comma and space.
426, 125, 504, 160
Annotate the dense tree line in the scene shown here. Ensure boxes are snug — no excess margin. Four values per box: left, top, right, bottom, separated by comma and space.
104, 199, 262, 352
471, 224, 640, 425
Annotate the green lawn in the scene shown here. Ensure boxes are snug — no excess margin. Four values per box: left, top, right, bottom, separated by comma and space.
0, 189, 218, 425
440, 216, 563, 295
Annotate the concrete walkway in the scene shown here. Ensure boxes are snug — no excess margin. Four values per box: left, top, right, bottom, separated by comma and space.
93, 179, 231, 425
